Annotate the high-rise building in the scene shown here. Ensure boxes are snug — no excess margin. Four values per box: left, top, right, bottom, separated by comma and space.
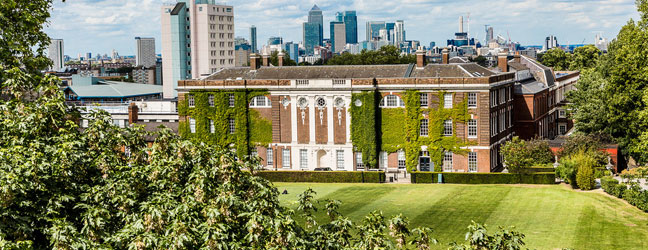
394, 20, 405, 45
366, 21, 385, 41
330, 21, 346, 53
385, 22, 395, 43
268, 36, 283, 45
48, 39, 64, 71
335, 12, 343, 22
250, 25, 258, 53
543, 35, 558, 51
283, 42, 299, 63
86, 52, 92, 61
161, 0, 235, 98
486, 27, 494, 43
343, 11, 357, 44
135, 37, 156, 67
303, 5, 323, 55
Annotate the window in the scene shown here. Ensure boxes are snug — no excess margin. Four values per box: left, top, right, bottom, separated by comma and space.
267, 148, 273, 166
228, 119, 235, 134
188, 94, 195, 107
380, 152, 388, 169
468, 93, 477, 108
300, 149, 308, 169
336, 150, 345, 169
355, 152, 364, 169
420, 93, 428, 107
468, 119, 478, 138
559, 125, 567, 135
398, 150, 406, 169
420, 119, 429, 136
282, 149, 290, 168
500, 88, 505, 104
228, 93, 235, 107
208, 94, 214, 107
316, 97, 326, 108
332, 79, 346, 85
444, 93, 453, 108
468, 152, 477, 172
380, 95, 405, 108
443, 152, 453, 172
443, 120, 453, 136
296, 79, 309, 85
249, 96, 271, 107
210, 120, 215, 133
559, 110, 566, 118
189, 118, 196, 133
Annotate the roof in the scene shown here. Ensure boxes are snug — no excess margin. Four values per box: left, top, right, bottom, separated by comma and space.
448, 57, 470, 63
310, 4, 320, 11
67, 81, 163, 98
508, 61, 529, 71
514, 79, 547, 95
204, 63, 497, 80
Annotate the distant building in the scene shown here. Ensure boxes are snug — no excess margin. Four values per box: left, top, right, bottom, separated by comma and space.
132, 66, 157, 85
268, 36, 283, 45
303, 5, 323, 55
543, 35, 558, 51
330, 21, 346, 53
48, 39, 64, 71
111, 49, 120, 62
595, 33, 609, 52
342, 11, 358, 44
394, 20, 405, 45
64, 75, 162, 103
250, 25, 258, 53
235, 43, 251, 67
135, 37, 156, 68
283, 42, 299, 63
366, 21, 386, 41
161, 0, 235, 98
486, 27, 494, 43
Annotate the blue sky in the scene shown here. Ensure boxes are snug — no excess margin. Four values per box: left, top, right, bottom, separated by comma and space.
45, 0, 640, 57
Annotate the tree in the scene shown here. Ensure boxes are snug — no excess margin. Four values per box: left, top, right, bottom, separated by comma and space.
326, 45, 416, 65
269, 50, 297, 66
540, 48, 570, 70
501, 137, 554, 173
471, 55, 488, 67
569, 45, 601, 70
448, 221, 526, 250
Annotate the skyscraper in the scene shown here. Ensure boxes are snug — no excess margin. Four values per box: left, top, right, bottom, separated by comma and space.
250, 25, 257, 53
135, 37, 156, 67
268, 37, 283, 45
543, 35, 558, 51
385, 22, 395, 43
48, 39, 64, 72
394, 20, 405, 46
486, 27, 494, 43
161, 0, 235, 98
366, 21, 385, 41
303, 5, 323, 55
343, 11, 357, 44
330, 21, 346, 53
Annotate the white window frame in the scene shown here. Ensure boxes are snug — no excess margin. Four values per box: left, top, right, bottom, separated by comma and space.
300, 149, 308, 169
420, 93, 428, 107
397, 150, 406, 169
336, 150, 345, 169
267, 148, 273, 166
380, 151, 388, 169
468, 119, 478, 138
189, 118, 196, 133
420, 119, 429, 136
250, 96, 271, 108
228, 118, 235, 134
443, 152, 453, 172
355, 152, 364, 169
208, 94, 215, 107
443, 119, 453, 137
210, 120, 215, 133
468, 93, 477, 108
380, 95, 405, 108
444, 93, 453, 108
188, 94, 195, 107
559, 124, 567, 135
468, 152, 477, 172
559, 110, 566, 118
282, 149, 290, 168
228, 93, 235, 107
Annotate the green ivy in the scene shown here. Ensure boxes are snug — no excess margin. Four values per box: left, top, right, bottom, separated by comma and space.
350, 91, 379, 168
351, 90, 473, 172
178, 89, 270, 159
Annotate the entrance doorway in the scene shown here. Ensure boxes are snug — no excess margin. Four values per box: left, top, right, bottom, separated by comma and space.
419, 151, 431, 171
317, 150, 328, 169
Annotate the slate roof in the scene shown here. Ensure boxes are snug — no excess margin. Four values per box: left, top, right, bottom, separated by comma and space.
514, 79, 547, 95
204, 63, 497, 80
67, 81, 163, 98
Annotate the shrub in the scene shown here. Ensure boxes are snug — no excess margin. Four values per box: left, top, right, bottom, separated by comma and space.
557, 151, 602, 190
556, 157, 578, 188
576, 157, 597, 191
410, 172, 556, 184
256, 171, 385, 183
501, 137, 554, 173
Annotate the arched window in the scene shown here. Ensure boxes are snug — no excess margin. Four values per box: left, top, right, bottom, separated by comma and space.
249, 96, 271, 107
379, 95, 405, 108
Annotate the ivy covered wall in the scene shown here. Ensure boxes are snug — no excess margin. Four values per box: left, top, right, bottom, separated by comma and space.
178, 89, 270, 159
350, 90, 473, 172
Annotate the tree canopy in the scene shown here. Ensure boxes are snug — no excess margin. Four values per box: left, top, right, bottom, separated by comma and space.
326, 45, 416, 65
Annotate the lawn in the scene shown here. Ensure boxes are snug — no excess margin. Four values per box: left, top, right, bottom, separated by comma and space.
275, 183, 648, 250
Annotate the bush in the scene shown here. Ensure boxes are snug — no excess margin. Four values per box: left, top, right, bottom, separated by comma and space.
576, 159, 597, 191
528, 166, 556, 173
410, 172, 556, 184
501, 137, 554, 173
556, 157, 578, 188
256, 171, 385, 183
557, 151, 602, 190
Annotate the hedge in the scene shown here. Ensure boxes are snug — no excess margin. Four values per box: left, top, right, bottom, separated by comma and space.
601, 176, 648, 212
410, 172, 556, 184
256, 171, 385, 183
526, 167, 556, 173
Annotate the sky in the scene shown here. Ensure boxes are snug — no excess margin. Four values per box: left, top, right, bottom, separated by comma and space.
45, 0, 640, 57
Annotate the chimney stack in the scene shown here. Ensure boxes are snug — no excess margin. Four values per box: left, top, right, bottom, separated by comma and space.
128, 102, 139, 125
278, 51, 285, 67
416, 47, 426, 68
250, 53, 260, 70
498, 53, 508, 72
441, 48, 449, 64
262, 53, 270, 67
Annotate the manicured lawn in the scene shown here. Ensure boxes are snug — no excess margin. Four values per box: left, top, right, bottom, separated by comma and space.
275, 183, 648, 250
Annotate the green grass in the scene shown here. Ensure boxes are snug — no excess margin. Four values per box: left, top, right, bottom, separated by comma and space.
276, 183, 648, 250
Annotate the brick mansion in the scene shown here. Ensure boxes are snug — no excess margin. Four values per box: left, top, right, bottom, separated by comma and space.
176, 50, 579, 173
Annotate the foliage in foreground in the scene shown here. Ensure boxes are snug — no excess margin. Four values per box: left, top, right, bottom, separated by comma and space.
501, 137, 554, 173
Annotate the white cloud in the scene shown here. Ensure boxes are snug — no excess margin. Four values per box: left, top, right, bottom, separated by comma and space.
45, 0, 639, 57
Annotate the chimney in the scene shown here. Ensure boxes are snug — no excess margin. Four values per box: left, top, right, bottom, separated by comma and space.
128, 102, 139, 125
441, 48, 449, 64
498, 53, 508, 72
416, 47, 426, 68
513, 54, 521, 63
250, 53, 260, 70
262, 53, 270, 67
278, 51, 285, 67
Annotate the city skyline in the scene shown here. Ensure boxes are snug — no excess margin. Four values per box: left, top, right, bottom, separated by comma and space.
45, 0, 639, 57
